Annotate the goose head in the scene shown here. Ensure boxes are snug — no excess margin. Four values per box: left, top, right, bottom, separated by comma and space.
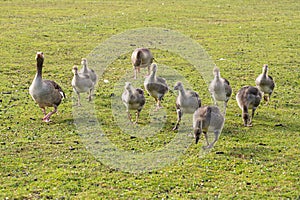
263, 64, 268, 72
72, 65, 79, 75
81, 58, 87, 66
150, 63, 157, 73
36, 52, 44, 64
124, 82, 132, 90
213, 67, 220, 77
174, 81, 183, 91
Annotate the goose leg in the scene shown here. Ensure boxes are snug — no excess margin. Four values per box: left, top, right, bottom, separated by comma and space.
88, 89, 92, 102
41, 107, 47, 116
154, 97, 161, 111
134, 110, 140, 124
133, 67, 138, 79
264, 94, 271, 105
204, 132, 209, 146
223, 101, 227, 115
173, 108, 182, 130
126, 110, 132, 123
242, 105, 250, 126
249, 107, 257, 126
194, 120, 202, 144
155, 100, 163, 111
43, 106, 57, 122
77, 93, 81, 106
205, 130, 220, 149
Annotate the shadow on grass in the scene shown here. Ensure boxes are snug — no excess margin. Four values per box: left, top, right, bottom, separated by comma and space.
227, 145, 278, 160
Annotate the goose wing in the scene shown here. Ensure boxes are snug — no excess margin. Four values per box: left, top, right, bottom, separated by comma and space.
44, 80, 66, 99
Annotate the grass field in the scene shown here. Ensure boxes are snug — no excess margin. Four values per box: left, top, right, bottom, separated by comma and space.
1, 0, 299, 199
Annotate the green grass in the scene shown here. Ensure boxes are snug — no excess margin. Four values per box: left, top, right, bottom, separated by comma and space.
1, 0, 299, 199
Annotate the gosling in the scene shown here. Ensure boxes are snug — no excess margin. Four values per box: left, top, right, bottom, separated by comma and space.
193, 106, 224, 149
236, 86, 262, 126
173, 81, 201, 130
131, 48, 154, 79
144, 63, 168, 111
122, 82, 146, 124
255, 64, 275, 104
71, 65, 94, 106
209, 67, 232, 113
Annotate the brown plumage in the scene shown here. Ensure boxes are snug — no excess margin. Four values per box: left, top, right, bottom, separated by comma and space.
255, 64, 275, 103
131, 48, 154, 79
29, 52, 65, 122
144, 63, 168, 111
193, 106, 224, 149
236, 86, 262, 126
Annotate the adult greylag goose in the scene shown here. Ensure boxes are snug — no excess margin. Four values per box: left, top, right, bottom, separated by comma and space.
209, 67, 232, 113
144, 63, 168, 111
121, 82, 146, 124
131, 48, 154, 79
80, 58, 97, 85
173, 81, 201, 130
71, 65, 94, 106
255, 64, 275, 103
29, 52, 65, 122
236, 86, 262, 126
193, 106, 224, 149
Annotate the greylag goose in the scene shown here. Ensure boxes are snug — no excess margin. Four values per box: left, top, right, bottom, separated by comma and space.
173, 81, 201, 130
29, 52, 65, 122
209, 67, 232, 113
236, 86, 262, 126
144, 63, 168, 111
193, 106, 224, 149
131, 48, 154, 79
71, 65, 94, 106
255, 64, 275, 103
80, 58, 97, 85
121, 82, 146, 124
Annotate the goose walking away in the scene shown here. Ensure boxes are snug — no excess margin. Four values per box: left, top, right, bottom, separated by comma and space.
209, 67, 232, 113
173, 81, 201, 130
131, 48, 154, 79
144, 63, 168, 111
236, 86, 262, 126
255, 64, 275, 104
71, 65, 94, 106
29, 52, 65, 122
193, 106, 224, 149
122, 82, 146, 124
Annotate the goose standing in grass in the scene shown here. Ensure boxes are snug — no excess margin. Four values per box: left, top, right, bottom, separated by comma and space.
255, 64, 275, 104
193, 106, 224, 149
29, 52, 65, 122
209, 67, 232, 114
80, 58, 97, 85
131, 48, 154, 79
236, 86, 262, 126
144, 63, 168, 111
71, 65, 94, 106
122, 82, 146, 124
173, 81, 201, 130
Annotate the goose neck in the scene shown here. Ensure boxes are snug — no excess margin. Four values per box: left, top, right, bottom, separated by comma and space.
263, 68, 268, 77
178, 87, 186, 97
36, 59, 43, 78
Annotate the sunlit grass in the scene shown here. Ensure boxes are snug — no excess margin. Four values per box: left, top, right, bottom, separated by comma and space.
0, 0, 299, 199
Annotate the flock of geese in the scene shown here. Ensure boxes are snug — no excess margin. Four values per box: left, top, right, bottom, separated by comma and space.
29, 48, 275, 149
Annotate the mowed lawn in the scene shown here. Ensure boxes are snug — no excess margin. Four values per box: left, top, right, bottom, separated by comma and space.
0, 0, 299, 199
